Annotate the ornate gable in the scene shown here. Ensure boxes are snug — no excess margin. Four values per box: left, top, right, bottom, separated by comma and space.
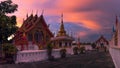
95, 35, 109, 45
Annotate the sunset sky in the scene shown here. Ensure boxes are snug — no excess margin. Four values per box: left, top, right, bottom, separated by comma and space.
2, 0, 120, 42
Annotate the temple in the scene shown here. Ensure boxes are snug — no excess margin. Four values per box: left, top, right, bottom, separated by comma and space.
95, 35, 109, 47
51, 14, 73, 48
13, 13, 53, 50
109, 16, 120, 68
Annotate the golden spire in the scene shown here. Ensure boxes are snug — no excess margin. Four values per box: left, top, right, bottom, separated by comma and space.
57, 14, 66, 36
60, 13, 65, 31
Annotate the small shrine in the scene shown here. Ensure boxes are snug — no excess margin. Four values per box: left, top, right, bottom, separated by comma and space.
95, 35, 109, 47
51, 14, 73, 48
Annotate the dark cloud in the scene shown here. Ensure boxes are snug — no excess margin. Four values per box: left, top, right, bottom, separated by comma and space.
12, 0, 120, 42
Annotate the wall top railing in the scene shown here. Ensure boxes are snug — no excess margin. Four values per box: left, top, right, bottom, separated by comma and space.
110, 46, 120, 50
17, 49, 60, 53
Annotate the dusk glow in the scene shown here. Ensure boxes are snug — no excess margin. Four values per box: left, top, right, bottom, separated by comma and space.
0, 0, 119, 66
5, 0, 120, 42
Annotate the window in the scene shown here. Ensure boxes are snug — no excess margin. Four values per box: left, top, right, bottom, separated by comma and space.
69, 42, 71, 47
39, 31, 44, 41
65, 42, 67, 47
46, 35, 49, 41
59, 42, 62, 47
28, 33, 33, 41
34, 32, 39, 43
34, 31, 44, 43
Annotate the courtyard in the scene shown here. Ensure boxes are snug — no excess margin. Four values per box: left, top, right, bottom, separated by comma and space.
0, 50, 115, 68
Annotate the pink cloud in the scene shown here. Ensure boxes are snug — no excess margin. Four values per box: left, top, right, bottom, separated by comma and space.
5, 0, 120, 41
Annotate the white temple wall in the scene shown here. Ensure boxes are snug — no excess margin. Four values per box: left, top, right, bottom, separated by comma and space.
118, 27, 120, 46
15, 44, 93, 64
109, 47, 120, 68
66, 47, 73, 55
83, 45, 93, 50
15, 49, 60, 63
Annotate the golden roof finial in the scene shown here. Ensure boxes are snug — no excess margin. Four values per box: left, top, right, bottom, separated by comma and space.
41, 9, 44, 15
60, 13, 65, 32
57, 13, 66, 36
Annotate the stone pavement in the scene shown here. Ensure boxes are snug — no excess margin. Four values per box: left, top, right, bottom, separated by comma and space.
0, 50, 115, 68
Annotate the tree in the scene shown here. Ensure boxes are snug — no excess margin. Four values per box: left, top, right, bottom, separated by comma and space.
2, 43, 17, 63
0, 0, 18, 44
2, 43, 17, 55
91, 43, 96, 49
60, 49, 66, 58
47, 43, 54, 61
73, 47, 78, 55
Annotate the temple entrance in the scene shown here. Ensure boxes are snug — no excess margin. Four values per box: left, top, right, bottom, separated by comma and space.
100, 43, 104, 47
95, 35, 109, 52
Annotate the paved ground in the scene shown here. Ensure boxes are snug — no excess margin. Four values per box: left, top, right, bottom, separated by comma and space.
0, 50, 115, 68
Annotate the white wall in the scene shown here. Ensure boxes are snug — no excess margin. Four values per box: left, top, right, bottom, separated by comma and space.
15, 45, 93, 64
15, 49, 61, 63
109, 47, 120, 68
84, 45, 93, 50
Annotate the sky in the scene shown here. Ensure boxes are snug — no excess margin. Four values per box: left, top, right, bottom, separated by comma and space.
1, 0, 120, 42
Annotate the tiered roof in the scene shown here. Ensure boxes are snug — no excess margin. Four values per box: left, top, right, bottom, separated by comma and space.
14, 13, 53, 46
18, 14, 53, 36
95, 35, 109, 45
51, 14, 73, 41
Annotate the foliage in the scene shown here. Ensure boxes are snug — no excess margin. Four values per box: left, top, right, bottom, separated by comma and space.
73, 47, 78, 55
79, 46, 85, 54
0, 0, 18, 44
91, 43, 96, 49
0, 0, 18, 14
47, 43, 53, 50
2, 43, 17, 55
60, 49, 66, 58
2, 43, 17, 63
46, 43, 54, 61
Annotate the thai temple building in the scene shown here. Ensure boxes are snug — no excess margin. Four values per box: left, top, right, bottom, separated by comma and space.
51, 14, 73, 48
13, 13, 53, 51
95, 35, 109, 47
110, 16, 120, 46
109, 16, 120, 68
14, 14, 74, 63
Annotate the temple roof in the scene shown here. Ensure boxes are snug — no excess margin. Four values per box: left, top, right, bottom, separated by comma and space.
51, 14, 73, 41
57, 14, 67, 37
14, 13, 53, 46
95, 35, 109, 45
16, 13, 53, 37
